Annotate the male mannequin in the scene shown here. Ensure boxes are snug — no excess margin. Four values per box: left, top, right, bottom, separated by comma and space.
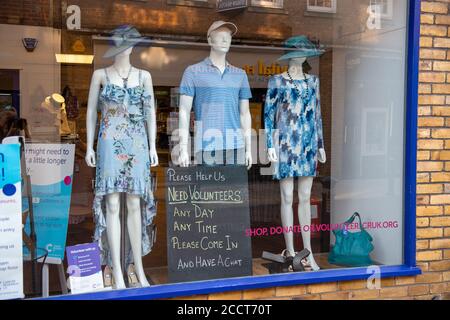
178, 21, 252, 168
85, 26, 158, 288
265, 43, 326, 271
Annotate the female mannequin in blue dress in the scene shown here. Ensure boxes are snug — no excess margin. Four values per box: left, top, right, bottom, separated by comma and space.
85, 45, 158, 289
266, 57, 326, 271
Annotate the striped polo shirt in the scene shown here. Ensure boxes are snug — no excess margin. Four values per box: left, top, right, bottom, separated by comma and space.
179, 57, 252, 152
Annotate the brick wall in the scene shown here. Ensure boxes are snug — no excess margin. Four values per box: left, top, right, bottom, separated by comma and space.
172, 0, 450, 300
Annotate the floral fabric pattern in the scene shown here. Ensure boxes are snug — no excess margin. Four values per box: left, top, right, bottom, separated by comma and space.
264, 74, 324, 180
94, 69, 156, 266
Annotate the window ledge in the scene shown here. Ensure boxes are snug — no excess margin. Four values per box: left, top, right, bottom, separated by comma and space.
166, 0, 214, 8
37, 265, 421, 300
247, 6, 289, 15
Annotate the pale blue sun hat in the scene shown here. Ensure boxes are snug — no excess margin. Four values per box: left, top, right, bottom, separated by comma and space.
278, 35, 326, 61
103, 25, 144, 58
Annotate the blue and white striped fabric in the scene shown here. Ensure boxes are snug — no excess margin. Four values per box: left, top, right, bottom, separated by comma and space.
180, 57, 252, 152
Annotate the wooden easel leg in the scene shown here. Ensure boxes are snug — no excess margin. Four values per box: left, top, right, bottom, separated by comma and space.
58, 263, 68, 294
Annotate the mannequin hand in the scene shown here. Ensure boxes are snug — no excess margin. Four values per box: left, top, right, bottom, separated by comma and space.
150, 148, 159, 167
245, 151, 252, 170
179, 146, 190, 167
318, 148, 326, 164
267, 148, 278, 163
85, 148, 96, 167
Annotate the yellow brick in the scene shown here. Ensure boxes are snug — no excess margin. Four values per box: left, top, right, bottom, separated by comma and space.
419, 106, 432, 116
436, 15, 450, 25
418, 262, 429, 272
432, 106, 450, 116
431, 172, 450, 182
421, 14, 435, 25
416, 250, 442, 261
419, 95, 446, 105
417, 228, 443, 239
443, 271, 450, 281
417, 161, 443, 172
419, 72, 446, 83
431, 195, 450, 204
380, 277, 395, 287
349, 289, 379, 300
418, 117, 444, 126
395, 276, 416, 285
417, 184, 443, 194
275, 285, 307, 297
418, 139, 443, 149
408, 284, 430, 296
430, 216, 450, 226
445, 206, 450, 215
418, 129, 431, 138
431, 151, 450, 161
430, 283, 447, 294
432, 129, 450, 138
417, 172, 430, 182
417, 195, 430, 205
435, 37, 450, 48
242, 288, 275, 299
445, 140, 450, 149
417, 217, 430, 227
434, 61, 450, 71
307, 282, 338, 294
445, 227, 450, 237
415, 272, 443, 283
208, 291, 242, 300
379, 287, 409, 299
422, 1, 448, 14
443, 249, 450, 259
417, 240, 430, 250
429, 260, 450, 271
320, 291, 350, 300
446, 162, 450, 171
433, 84, 450, 94
338, 280, 367, 291
420, 60, 433, 70
419, 84, 432, 94
430, 239, 450, 249
417, 206, 443, 216
421, 25, 448, 37
421, 37, 433, 47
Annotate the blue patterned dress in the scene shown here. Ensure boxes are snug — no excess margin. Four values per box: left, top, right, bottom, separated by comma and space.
93, 69, 156, 265
264, 74, 324, 180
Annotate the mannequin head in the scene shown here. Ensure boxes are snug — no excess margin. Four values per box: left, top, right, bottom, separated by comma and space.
288, 57, 311, 75
115, 46, 133, 58
208, 27, 232, 54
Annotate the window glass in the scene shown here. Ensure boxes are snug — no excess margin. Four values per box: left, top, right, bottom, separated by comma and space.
0, 0, 409, 298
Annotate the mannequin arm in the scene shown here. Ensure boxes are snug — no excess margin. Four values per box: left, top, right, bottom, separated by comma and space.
239, 99, 252, 170
178, 94, 193, 167
264, 77, 278, 163
142, 71, 158, 166
315, 77, 326, 164
85, 69, 103, 167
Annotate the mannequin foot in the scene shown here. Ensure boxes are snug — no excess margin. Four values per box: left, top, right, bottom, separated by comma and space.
128, 264, 150, 287
306, 255, 320, 271
112, 270, 126, 289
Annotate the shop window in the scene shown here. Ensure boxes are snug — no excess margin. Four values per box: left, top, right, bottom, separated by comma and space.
251, 0, 284, 9
306, 0, 337, 13
0, 0, 421, 300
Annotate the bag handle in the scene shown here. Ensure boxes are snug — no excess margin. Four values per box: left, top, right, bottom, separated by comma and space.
344, 212, 365, 230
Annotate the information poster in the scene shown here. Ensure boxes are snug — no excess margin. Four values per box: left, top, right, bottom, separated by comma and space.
66, 243, 104, 294
0, 144, 24, 300
24, 144, 75, 261
166, 166, 252, 283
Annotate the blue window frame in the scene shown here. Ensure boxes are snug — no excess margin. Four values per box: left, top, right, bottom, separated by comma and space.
41, 0, 422, 300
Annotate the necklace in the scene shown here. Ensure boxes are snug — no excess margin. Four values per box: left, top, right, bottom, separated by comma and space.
287, 70, 310, 98
113, 65, 133, 89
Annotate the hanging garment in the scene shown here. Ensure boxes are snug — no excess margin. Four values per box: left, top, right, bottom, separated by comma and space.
93, 68, 156, 265
264, 74, 324, 180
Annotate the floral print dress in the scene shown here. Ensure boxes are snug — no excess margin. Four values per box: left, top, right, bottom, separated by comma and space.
94, 68, 156, 265
264, 74, 324, 180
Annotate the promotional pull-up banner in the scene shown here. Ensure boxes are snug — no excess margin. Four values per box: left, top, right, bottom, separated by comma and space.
24, 144, 75, 262
0, 144, 24, 300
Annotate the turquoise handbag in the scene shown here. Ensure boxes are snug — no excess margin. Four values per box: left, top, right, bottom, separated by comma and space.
328, 212, 374, 267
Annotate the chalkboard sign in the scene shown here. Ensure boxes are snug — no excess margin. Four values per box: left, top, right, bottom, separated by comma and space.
165, 166, 253, 283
